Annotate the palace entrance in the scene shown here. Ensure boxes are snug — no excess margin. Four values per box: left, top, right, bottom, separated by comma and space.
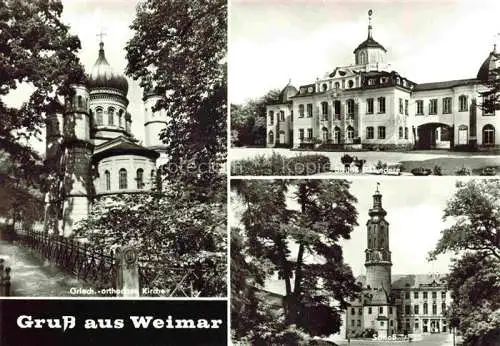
416, 123, 453, 149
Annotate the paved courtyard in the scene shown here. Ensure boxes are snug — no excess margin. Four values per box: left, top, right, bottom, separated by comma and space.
0, 240, 92, 297
230, 148, 500, 176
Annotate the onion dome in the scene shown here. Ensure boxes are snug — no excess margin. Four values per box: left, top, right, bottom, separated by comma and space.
278, 81, 298, 103
88, 42, 129, 94
477, 45, 500, 81
354, 9, 387, 54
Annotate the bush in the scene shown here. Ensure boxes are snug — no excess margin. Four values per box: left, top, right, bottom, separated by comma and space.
375, 160, 387, 170
231, 154, 330, 175
433, 165, 442, 176
411, 167, 432, 176
299, 142, 315, 149
455, 167, 471, 176
480, 167, 497, 176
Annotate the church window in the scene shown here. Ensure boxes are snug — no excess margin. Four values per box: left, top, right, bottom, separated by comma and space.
405, 127, 408, 139
442, 97, 452, 114
368, 307, 372, 314
118, 110, 124, 128
432, 291, 437, 299
378, 126, 386, 139
269, 111, 274, 125
136, 169, 144, 189
119, 169, 127, 189
405, 305, 411, 314
347, 99, 355, 116
399, 127, 404, 139
77, 96, 83, 109
279, 110, 285, 121
405, 99, 409, 115
105, 170, 110, 191
423, 303, 428, 314
366, 126, 374, 139
366, 98, 374, 114
483, 124, 495, 145
298, 104, 305, 118
306, 104, 313, 117
414, 305, 419, 314
108, 107, 114, 125
414, 291, 419, 299
96, 108, 103, 125
378, 97, 386, 113
359, 51, 366, 64
416, 100, 424, 115
380, 321, 384, 326
399, 98, 403, 114
459, 95, 468, 112
429, 99, 438, 114
126, 120, 131, 133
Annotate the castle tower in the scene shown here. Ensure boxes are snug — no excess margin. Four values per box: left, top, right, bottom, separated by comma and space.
143, 87, 169, 167
60, 84, 93, 236
365, 183, 392, 293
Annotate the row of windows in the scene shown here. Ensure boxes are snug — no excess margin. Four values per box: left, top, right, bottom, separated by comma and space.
404, 303, 447, 315
294, 98, 387, 118
350, 306, 393, 315
268, 110, 285, 125
416, 95, 468, 115
91, 107, 129, 129
366, 126, 387, 139
104, 169, 154, 191
398, 98, 409, 115
404, 291, 446, 300
318, 79, 355, 93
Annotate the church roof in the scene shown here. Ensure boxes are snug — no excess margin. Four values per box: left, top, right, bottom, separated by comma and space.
92, 136, 159, 163
88, 42, 129, 95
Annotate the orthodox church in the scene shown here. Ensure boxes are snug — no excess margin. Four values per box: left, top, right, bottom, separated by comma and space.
266, 10, 499, 151
44, 40, 168, 236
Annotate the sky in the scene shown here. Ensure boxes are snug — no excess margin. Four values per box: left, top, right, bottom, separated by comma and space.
4, 0, 144, 155
230, 177, 465, 277
229, 0, 500, 104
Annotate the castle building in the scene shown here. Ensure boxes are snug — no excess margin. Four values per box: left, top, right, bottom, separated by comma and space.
266, 11, 500, 151
44, 40, 168, 236
344, 185, 450, 338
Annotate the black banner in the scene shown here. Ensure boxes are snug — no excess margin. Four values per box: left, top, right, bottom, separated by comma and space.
0, 299, 227, 346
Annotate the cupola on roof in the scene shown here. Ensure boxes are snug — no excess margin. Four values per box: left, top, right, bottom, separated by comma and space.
88, 41, 129, 94
354, 9, 387, 54
477, 44, 500, 81
278, 80, 298, 103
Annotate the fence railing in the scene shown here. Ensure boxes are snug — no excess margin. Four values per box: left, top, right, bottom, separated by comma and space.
17, 229, 118, 291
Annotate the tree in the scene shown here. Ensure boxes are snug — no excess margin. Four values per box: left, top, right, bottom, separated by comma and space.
0, 0, 85, 167
232, 179, 362, 341
74, 178, 227, 297
126, 0, 226, 189
231, 89, 280, 147
429, 179, 500, 344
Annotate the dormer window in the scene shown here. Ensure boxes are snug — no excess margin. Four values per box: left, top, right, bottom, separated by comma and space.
348, 80, 354, 88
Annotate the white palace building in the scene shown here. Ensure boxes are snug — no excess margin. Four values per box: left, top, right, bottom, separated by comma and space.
266, 11, 500, 151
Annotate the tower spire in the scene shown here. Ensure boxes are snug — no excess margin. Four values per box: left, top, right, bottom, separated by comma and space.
97, 30, 107, 56
368, 9, 373, 39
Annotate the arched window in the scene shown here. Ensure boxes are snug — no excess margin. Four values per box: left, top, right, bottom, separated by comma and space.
151, 170, 155, 187
268, 131, 274, 144
458, 125, 468, 145
405, 127, 409, 139
459, 95, 468, 112
108, 107, 114, 125
347, 126, 354, 140
333, 126, 341, 144
321, 101, 328, 120
89, 109, 94, 125
348, 80, 354, 88
119, 168, 127, 189
126, 120, 131, 133
423, 302, 428, 314
441, 303, 446, 314
77, 95, 83, 108
269, 110, 274, 125
347, 99, 355, 116
322, 127, 329, 142
136, 168, 144, 189
334, 82, 340, 89
399, 126, 404, 139
104, 170, 111, 191
483, 124, 495, 145
359, 51, 366, 64
96, 108, 103, 125
118, 109, 124, 128
322, 83, 327, 92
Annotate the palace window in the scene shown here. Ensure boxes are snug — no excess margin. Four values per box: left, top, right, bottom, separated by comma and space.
405, 291, 410, 299
96, 108, 103, 125
443, 97, 452, 114
269, 111, 274, 125
367, 98, 374, 114
105, 170, 110, 191
405, 305, 411, 314
405, 127, 409, 139
298, 104, 304, 118
441, 291, 446, 299
351, 320, 355, 327
359, 308, 362, 315
432, 304, 437, 315
321, 101, 328, 120
322, 83, 328, 92
268, 131, 274, 144
351, 308, 355, 315
378, 97, 386, 113
347, 99, 355, 116
416, 100, 424, 115
459, 95, 468, 112
399, 98, 404, 114
366, 126, 374, 139
347, 126, 354, 140
378, 126, 386, 139
390, 320, 393, 327
333, 127, 341, 144
414, 291, 419, 299
399, 127, 404, 139
429, 99, 438, 114
306, 104, 313, 117
348, 80, 354, 88
483, 124, 495, 145
119, 169, 127, 190
441, 303, 446, 313
136, 169, 144, 189
423, 303, 428, 314
368, 78, 375, 86
389, 307, 393, 314
405, 99, 409, 115
335, 82, 340, 89
334, 100, 341, 119
432, 292, 437, 299
423, 292, 428, 299
299, 129, 304, 142
415, 322, 419, 330
368, 307, 372, 314
357, 320, 361, 327
307, 128, 313, 139
414, 305, 419, 314
321, 127, 329, 142
279, 110, 285, 121
379, 307, 384, 314
108, 107, 114, 125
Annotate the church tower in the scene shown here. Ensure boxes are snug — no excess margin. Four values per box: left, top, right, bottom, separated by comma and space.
60, 84, 93, 236
365, 183, 392, 293
143, 87, 169, 167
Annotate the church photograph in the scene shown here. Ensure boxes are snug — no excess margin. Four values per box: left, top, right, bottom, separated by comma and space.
0, 0, 227, 298
230, 178, 499, 346
229, 1, 500, 176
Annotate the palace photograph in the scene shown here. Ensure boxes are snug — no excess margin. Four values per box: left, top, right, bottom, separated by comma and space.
0, 0, 227, 298
230, 0, 500, 176
230, 178, 499, 346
